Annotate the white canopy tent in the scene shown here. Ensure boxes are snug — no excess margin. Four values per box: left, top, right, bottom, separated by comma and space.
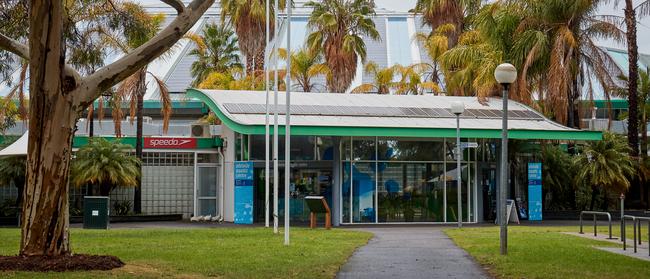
0, 131, 28, 157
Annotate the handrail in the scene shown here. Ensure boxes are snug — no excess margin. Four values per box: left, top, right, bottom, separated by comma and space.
580, 211, 614, 239
635, 216, 650, 256
622, 215, 637, 252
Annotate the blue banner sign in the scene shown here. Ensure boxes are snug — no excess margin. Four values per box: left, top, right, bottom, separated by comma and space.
234, 161, 254, 224
528, 163, 543, 221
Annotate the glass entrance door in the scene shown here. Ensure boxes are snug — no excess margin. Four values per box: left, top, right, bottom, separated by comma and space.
196, 166, 218, 216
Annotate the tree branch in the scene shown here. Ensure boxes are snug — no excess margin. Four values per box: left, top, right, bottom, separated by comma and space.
0, 32, 29, 60
76, 0, 214, 106
161, 0, 185, 14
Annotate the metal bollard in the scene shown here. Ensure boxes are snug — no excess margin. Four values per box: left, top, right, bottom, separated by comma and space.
594, 215, 597, 237
621, 218, 627, 251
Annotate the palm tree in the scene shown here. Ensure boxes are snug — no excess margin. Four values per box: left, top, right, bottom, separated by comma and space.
186, 22, 242, 86
412, 0, 481, 47
104, 3, 173, 213
413, 23, 455, 88
351, 62, 396, 94
197, 67, 284, 90
614, 68, 650, 156
71, 138, 140, 197
220, 0, 288, 75
278, 48, 329, 92
621, 0, 650, 157
393, 64, 441, 95
0, 156, 26, 206
574, 132, 635, 210
305, 0, 380, 93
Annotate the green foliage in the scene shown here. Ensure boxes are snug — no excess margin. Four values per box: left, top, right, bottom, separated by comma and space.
0, 199, 19, 217
0, 156, 25, 187
541, 144, 576, 210
70, 138, 140, 196
0, 99, 18, 133
187, 22, 243, 86
574, 132, 635, 194
113, 200, 132, 216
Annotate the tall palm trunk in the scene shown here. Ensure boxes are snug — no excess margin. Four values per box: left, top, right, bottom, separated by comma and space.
134, 69, 146, 214
625, 0, 640, 157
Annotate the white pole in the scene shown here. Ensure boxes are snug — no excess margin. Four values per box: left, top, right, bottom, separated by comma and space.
264, 0, 270, 228
284, 1, 292, 246
272, 0, 280, 235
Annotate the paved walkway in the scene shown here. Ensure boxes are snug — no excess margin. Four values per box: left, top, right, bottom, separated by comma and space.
337, 227, 489, 279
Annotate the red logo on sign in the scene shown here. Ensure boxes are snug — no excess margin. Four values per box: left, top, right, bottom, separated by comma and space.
144, 137, 197, 149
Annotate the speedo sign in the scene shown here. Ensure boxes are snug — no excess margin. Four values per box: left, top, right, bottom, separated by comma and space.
144, 137, 197, 149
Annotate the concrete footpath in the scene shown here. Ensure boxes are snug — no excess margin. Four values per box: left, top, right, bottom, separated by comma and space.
337, 227, 489, 279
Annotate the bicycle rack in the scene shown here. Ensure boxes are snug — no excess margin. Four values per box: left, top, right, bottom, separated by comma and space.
635, 216, 650, 256
580, 211, 614, 239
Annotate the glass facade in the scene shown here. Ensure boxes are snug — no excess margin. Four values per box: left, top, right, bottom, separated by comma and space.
341, 137, 477, 224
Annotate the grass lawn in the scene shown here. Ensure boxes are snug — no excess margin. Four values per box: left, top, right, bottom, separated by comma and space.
0, 227, 371, 279
445, 225, 650, 279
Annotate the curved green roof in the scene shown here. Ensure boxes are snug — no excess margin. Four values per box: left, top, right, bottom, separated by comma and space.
187, 89, 602, 141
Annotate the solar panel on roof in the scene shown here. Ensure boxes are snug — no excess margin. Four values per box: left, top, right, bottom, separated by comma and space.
220, 103, 545, 120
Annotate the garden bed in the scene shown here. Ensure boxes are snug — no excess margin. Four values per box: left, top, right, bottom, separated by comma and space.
0, 254, 123, 272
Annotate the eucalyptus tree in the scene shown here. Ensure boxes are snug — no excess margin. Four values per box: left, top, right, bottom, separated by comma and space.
220, 0, 287, 75
0, 0, 213, 256
305, 0, 380, 93
278, 48, 329, 92
187, 22, 242, 86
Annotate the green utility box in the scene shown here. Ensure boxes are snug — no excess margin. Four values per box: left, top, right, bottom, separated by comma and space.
83, 196, 109, 229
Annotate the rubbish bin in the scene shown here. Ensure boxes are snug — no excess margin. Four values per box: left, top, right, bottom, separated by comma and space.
83, 196, 109, 229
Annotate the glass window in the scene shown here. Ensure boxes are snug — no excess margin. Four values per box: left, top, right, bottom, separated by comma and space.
197, 153, 218, 164
353, 138, 376, 161
387, 18, 412, 66
377, 139, 444, 161
250, 135, 323, 161
342, 161, 351, 223
315, 137, 335, 160
352, 162, 376, 222
377, 163, 444, 222
445, 163, 470, 222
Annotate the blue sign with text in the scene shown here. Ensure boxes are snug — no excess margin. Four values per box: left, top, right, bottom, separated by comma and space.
528, 163, 543, 221
234, 161, 254, 224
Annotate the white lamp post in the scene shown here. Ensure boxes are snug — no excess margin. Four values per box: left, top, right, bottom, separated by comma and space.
494, 63, 517, 256
451, 101, 464, 229
284, 1, 292, 246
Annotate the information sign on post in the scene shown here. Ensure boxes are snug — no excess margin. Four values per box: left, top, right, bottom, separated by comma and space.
528, 162, 543, 221
234, 161, 254, 224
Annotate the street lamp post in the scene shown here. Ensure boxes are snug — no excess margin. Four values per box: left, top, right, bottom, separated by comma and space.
494, 63, 517, 256
451, 101, 465, 229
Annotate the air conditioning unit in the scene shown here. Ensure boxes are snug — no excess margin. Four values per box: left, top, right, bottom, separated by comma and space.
191, 123, 211, 138
126, 116, 153, 124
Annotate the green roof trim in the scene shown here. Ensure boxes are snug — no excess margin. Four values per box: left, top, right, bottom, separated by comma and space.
590, 99, 629, 110
73, 136, 222, 148
187, 89, 602, 141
